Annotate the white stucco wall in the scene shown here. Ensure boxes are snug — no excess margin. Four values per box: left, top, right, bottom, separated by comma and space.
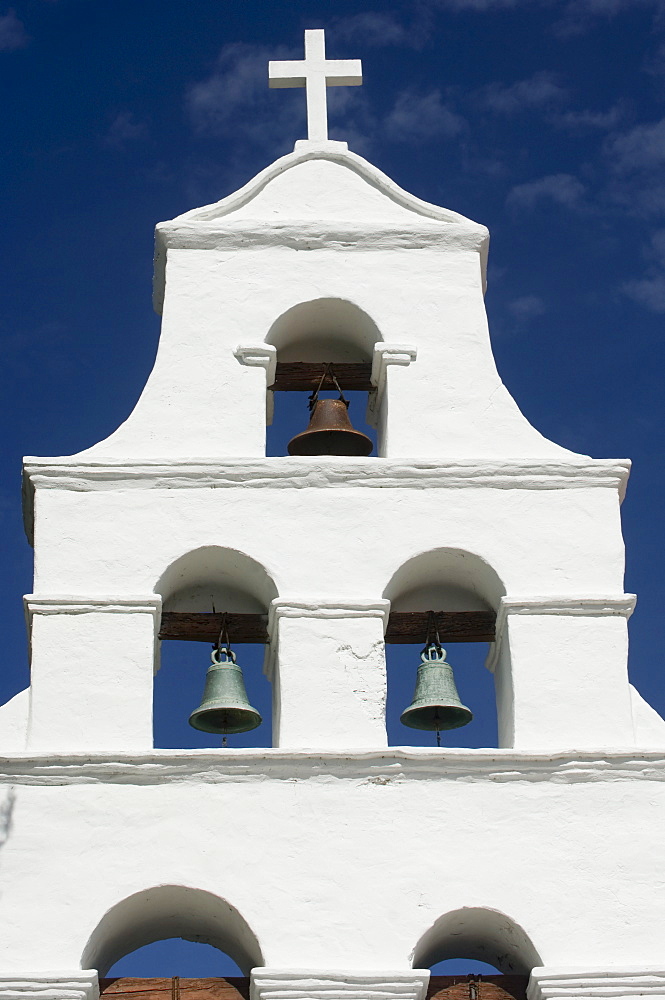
67, 148, 581, 463
19, 458, 642, 752
0, 753, 663, 976
0, 690, 28, 751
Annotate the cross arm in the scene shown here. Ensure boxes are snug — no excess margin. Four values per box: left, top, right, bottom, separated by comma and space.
269, 61, 307, 88
324, 59, 362, 86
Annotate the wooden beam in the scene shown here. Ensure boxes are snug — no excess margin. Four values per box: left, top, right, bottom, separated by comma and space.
385, 611, 495, 644
159, 610, 495, 645
269, 362, 373, 392
427, 977, 528, 1000
99, 978, 528, 1000
159, 612, 269, 644
99, 979, 250, 1000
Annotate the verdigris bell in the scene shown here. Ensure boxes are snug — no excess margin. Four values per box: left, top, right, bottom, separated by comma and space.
189, 647, 262, 735
401, 644, 473, 732
288, 398, 373, 456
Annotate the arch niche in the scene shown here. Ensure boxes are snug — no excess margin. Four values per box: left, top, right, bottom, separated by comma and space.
264, 298, 383, 454
81, 884, 263, 976
154, 546, 278, 748
265, 296, 382, 363
383, 549, 505, 748
384, 548, 504, 615
412, 906, 542, 975
156, 545, 278, 616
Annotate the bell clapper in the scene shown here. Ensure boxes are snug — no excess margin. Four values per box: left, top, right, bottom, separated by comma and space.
434, 707, 441, 747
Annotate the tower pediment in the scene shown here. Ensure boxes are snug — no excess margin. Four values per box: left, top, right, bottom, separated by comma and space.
153, 147, 488, 313
173, 147, 485, 228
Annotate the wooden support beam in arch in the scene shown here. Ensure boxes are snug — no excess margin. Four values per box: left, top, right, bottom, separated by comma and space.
98, 978, 528, 1000
159, 611, 496, 645
269, 362, 374, 392
99, 980, 249, 1000
385, 611, 495, 644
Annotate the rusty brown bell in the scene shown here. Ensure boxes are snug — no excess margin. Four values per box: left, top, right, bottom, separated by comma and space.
287, 397, 373, 456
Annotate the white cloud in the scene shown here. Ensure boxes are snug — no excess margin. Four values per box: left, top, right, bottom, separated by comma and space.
553, 105, 623, 131
508, 295, 547, 322
102, 112, 146, 150
331, 11, 419, 47
564, 0, 661, 12
622, 274, 665, 311
0, 9, 27, 51
622, 229, 665, 311
554, 0, 665, 35
647, 228, 665, 264
429, 0, 654, 9
430, 0, 519, 8
601, 118, 665, 216
384, 89, 465, 141
426, 0, 663, 14
507, 173, 586, 209
644, 40, 665, 75
481, 72, 566, 114
605, 117, 665, 173
187, 42, 304, 153
563, 0, 646, 12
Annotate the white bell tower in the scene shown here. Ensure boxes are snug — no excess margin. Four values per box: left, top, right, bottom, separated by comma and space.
1, 27, 665, 1000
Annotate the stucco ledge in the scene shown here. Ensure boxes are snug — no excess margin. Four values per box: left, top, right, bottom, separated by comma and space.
0, 749, 664, 785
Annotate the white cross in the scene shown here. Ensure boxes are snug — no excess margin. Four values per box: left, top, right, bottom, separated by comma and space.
269, 29, 362, 143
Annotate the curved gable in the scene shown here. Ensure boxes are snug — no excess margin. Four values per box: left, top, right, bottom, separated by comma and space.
175, 147, 485, 231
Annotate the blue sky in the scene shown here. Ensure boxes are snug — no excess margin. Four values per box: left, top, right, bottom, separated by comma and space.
2, 0, 665, 978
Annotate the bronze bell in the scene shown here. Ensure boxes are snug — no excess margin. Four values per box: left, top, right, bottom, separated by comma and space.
288, 398, 373, 456
400, 643, 473, 733
189, 646, 262, 735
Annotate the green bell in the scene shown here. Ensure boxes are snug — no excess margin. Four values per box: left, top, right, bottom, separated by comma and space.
400, 643, 473, 732
189, 647, 262, 735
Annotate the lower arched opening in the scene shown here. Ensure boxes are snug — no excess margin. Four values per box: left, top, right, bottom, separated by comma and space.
106, 937, 244, 977
414, 906, 541, 1000
82, 885, 263, 978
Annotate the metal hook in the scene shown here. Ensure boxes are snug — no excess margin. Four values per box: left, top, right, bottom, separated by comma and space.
422, 610, 443, 657
308, 363, 349, 411
214, 611, 232, 659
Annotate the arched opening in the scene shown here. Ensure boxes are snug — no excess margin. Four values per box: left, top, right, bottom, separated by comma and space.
106, 939, 243, 977
154, 547, 278, 749
413, 906, 542, 975
264, 298, 381, 456
383, 550, 505, 748
81, 885, 262, 977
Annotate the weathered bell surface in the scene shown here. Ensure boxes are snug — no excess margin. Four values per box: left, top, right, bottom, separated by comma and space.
400, 644, 473, 731
287, 398, 373, 456
189, 648, 262, 735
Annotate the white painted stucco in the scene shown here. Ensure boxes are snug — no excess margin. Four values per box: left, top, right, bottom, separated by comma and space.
2, 140, 663, 995
64, 147, 579, 462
